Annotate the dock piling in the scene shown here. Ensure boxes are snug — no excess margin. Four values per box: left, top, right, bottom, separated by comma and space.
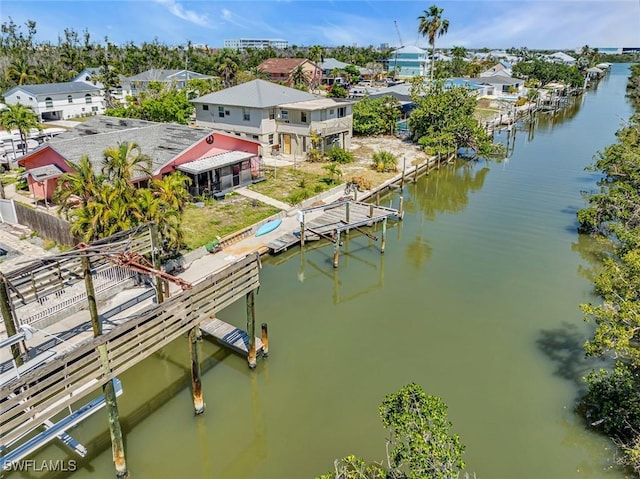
333, 230, 341, 268
189, 326, 205, 415
246, 291, 257, 369
261, 323, 269, 357
381, 218, 387, 254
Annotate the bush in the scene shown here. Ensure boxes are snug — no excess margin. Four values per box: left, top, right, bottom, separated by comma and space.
515, 97, 528, 107
372, 150, 398, 172
327, 147, 354, 164
349, 175, 372, 191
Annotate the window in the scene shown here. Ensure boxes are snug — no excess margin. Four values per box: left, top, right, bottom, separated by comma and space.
67, 95, 73, 104
268, 134, 274, 145
338, 107, 346, 118
202, 104, 209, 111
92, 106, 99, 112
116, 87, 123, 96
16, 95, 20, 100
45, 97, 53, 108
280, 110, 289, 120
301, 111, 307, 123
85, 94, 92, 104
329, 109, 334, 114
243, 108, 250, 121
218, 106, 225, 118
252, 135, 259, 141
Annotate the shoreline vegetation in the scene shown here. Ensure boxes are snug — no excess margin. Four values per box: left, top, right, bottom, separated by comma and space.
576, 62, 640, 474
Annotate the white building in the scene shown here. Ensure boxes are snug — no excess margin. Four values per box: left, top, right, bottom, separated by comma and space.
223, 38, 289, 50
72, 68, 131, 105
3, 82, 105, 121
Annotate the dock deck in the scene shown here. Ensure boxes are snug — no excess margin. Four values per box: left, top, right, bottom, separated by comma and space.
199, 317, 264, 357
268, 199, 401, 254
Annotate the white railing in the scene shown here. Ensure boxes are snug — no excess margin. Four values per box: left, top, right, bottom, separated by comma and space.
16, 265, 136, 326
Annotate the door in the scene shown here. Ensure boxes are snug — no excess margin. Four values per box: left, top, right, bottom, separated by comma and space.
232, 164, 240, 186
283, 134, 291, 155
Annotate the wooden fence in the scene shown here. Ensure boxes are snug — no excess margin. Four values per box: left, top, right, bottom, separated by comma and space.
0, 253, 261, 447
14, 202, 76, 246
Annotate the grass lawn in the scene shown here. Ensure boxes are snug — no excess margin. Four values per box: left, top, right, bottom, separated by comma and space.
181, 195, 280, 250
248, 165, 335, 205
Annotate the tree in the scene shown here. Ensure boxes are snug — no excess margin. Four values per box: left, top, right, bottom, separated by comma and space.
213, 48, 240, 88
308, 45, 324, 90
6, 56, 37, 85
327, 85, 348, 98
0, 103, 40, 159
289, 64, 310, 90
53, 155, 105, 220
352, 95, 401, 136
91, 55, 122, 108
418, 5, 450, 84
102, 141, 152, 189
380, 383, 465, 479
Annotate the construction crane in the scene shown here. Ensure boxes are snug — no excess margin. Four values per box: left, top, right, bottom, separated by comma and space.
393, 20, 403, 80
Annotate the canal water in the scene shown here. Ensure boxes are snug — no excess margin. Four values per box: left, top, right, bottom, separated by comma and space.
34, 64, 635, 479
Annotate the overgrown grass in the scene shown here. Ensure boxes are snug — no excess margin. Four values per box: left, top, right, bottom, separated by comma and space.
181, 196, 279, 250
248, 166, 333, 204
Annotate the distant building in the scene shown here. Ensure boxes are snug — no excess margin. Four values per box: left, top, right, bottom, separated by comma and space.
224, 38, 288, 50
387, 46, 429, 78
126, 69, 215, 96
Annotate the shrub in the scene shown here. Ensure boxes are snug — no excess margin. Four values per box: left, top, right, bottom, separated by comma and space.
349, 175, 372, 191
372, 150, 398, 172
327, 147, 354, 164
515, 97, 527, 107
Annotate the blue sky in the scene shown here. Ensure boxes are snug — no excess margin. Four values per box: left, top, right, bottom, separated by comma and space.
1, 0, 639, 50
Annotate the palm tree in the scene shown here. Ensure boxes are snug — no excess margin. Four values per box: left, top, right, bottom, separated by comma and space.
214, 49, 240, 88
308, 45, 324, 90
6, 56, 38, 85
418, 5, 450, 84
0, 103, 40, 162
54, 155, 105, 219
289, 65, 310, 89
102, 141, 152, 189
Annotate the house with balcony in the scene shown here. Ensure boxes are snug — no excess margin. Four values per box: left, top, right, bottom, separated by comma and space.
191, 79, 353, 156
72, 68, 132, 105
17, 115, 262, 201
3, 82, 105, 121
387, 45, 428, 78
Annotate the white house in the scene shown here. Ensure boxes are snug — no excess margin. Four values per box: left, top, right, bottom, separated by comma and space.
3, 82, 105, 121
480, 61, 513, 78
547, 52, 576, 65
127, 69, 215, 96
72, 68, 131, 105
191, 79, 354, 156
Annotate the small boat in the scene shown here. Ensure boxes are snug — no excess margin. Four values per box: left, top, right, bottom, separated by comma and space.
255, 219, 282, 237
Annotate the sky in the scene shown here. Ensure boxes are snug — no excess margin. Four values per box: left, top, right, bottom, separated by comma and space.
1, 0, 639, 51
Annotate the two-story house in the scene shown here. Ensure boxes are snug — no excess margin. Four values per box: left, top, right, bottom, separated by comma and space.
3, 82, 105, 121
72, 68, 132, 105
387, 46, 429, 78
191, 79, 353, 156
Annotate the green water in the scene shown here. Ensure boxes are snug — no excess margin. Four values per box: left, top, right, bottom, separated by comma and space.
30, 64, 636, 479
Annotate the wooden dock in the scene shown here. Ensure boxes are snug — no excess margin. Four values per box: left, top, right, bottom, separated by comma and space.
199, 317, 264, 357
268, 199, 401, 254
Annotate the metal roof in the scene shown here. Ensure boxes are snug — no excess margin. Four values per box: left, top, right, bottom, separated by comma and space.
127, 69, 213, 82
191, 79, 317, 108
176, 151, 254, 174
27, 164, 65, 182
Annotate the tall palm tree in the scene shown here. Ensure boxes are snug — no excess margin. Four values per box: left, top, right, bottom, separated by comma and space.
214, 48, 240, 88
0, 103, 40, 161
289, 65, 310, 90
418, 5, 450, 84
308, 45, 324, 90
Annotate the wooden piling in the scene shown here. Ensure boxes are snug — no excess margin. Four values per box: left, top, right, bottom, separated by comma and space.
261, 323, 269, 357
398, 197, 404, 218
345, 201, 350, 223
85, 253, 128, 478
369, 204, 374, 218
401, 164, 405, 191
189, 326, 205, 414
150, 224, 164, 304
381, 218, 387, 254
333, 230, 341, 268
376, 191, 380, 205
0, 273, 22, 365
246, 291, 257, 369
414, 164, 419, 182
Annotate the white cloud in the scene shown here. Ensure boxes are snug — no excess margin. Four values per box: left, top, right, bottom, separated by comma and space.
154, 0, 210, 28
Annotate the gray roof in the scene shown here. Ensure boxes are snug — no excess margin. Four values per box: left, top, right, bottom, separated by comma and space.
27, 164, 65, 182
37, 116, 212, 179
177, 151, 254, 174
127, 69, 213, 82
469, 75, 522, 85
191, 79, 317, 108
320, 58, 351, 71
4, 82, 101, 97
